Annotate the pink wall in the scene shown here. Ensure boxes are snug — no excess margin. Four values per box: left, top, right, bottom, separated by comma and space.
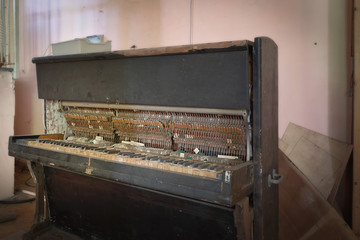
0, 71, 15, 199
16, 0, 348, 142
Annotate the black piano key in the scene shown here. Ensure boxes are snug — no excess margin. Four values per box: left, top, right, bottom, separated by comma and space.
82, 146, 94, 150
214, 166, 225, 171
104, 150, 120, 154
207, 165, 217, 170
158, 158, 169, 163
129, 154, 145, 158
93, 148, 106, 152
183, 162, 193, 167
166, 159, 176, 164
176, 160, 186, 165
197, 164, 210, 169
118, 152, 134, 156
192, 163, 201, 168
178, 161, 188, 166
136, 155, 147, 159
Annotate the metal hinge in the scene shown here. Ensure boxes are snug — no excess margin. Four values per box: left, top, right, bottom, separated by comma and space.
268, 169, 283, 187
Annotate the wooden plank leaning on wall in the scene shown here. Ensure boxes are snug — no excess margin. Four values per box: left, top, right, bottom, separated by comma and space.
353, 0, 360, 236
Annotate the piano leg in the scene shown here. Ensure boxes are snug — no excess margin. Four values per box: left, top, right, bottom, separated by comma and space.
23, 161, 51, 240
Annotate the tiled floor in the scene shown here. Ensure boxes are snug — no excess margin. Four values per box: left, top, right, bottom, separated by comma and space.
0, 165, 36, 239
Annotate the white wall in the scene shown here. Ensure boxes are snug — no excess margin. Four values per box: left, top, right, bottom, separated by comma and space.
16, 0, 348, 143
0, 71, 15, 200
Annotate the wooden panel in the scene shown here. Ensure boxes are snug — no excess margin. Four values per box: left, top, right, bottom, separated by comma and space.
279, 150, 357, 240
34, 45, 251, 110
44, 167, 242, 240
353, 0, 360, 235
234, 197, 253, 240
33, 40, 250, 62
252, 37, 279, 240
280, 123, 352, 202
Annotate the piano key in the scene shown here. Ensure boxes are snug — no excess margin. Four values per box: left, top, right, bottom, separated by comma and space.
183, 162, 193, 167
27, 140, 227, 180
118, 152, 134, 156
129, 154, 145, 158
192, 163, 201, 168
197, 164, 209, 169
215, 166, 225, 171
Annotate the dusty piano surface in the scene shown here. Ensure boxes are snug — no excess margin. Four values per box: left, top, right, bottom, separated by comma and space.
9, 38, 278, 240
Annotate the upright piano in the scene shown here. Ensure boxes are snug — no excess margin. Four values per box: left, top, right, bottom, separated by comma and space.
9, 37, 279, 240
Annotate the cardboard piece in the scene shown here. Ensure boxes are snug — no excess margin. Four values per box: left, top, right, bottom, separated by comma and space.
279, 150, 357, 240
280, 123, 352, 202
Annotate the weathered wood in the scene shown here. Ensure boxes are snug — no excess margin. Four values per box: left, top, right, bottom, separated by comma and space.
115, 40, 250, 57
11, 37, 279, 239
235, 197, 253, 240
346, 0, 354, 144
38, 134, 64, 140
280, 123, 353, 202
23, 221, 51, 240
33, 40, 250, 63
29, 162, 47, 223
0, 212, 16, 223
23, 162, 52, 240
9, 135, 254, 207
252, 37, 279, 240
352, 0, 360, 235
24, 226, 82, 240
279, 150, 357, 240
34, 48, 251, 110
44, 167, 240, 240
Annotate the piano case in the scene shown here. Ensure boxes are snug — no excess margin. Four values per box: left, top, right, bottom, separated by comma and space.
9, 37, 279, 240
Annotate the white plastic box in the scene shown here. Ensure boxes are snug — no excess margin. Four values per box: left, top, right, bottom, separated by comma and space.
52, 37, 111, 56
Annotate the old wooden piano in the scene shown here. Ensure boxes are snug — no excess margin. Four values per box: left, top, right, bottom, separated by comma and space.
9, 37, 279, 240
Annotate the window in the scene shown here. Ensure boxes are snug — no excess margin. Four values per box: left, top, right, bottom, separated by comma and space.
0, 0, 17, 74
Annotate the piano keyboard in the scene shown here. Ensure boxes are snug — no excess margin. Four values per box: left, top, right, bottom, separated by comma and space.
28, 139, 229, 180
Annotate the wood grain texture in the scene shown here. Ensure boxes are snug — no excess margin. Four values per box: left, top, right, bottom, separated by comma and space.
252, 37, 279, 240
280, 123, 352, 202
33, 40, 250, 63
235, 197, 253, 240
34, 48, 251, 110
44, 167, 242, 240
38, 134, 64, 140
115, 40, 250, 57
353, 0, 360, 236
279, 150, 357, 240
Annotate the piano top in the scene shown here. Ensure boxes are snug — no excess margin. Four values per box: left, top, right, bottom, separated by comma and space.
32, 40, 252, 63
